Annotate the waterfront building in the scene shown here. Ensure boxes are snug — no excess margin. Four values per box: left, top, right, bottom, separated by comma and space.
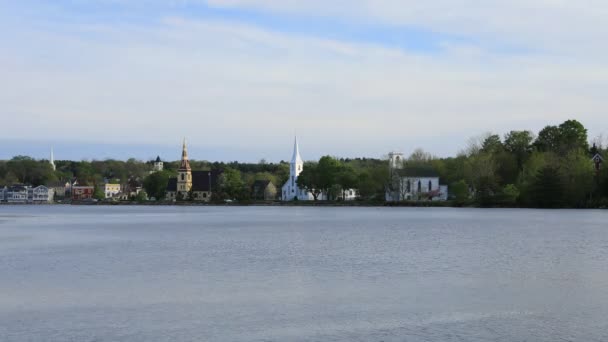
251, 180, 277, 201
0, 186, 6, 202
6, 185, 29, 203
48, 181, 68, 199
165, 139, 222, 202
100, 183, 121, 199
386, 151, 448, 201
72, 186, 94, 200
29, 186, 54, 203
120, 178, 144, 200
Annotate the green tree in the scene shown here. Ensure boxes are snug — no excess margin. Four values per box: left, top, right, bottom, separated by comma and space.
535, 125, 562, 152
501, 184, 520, 205
531, 166, 565, 208
558, 119, 588, 152
93, 185, 105, 200
481, 134, 504, 154
504, 130, 534, 169
297, 162, 322, 200
143, 171, 171, 201
336, 165, 358, 200
218, 167, 245, 200
450, 180, 469, 204
317, 156, 342, 199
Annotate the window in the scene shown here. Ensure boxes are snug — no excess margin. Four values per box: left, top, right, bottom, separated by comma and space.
406, 180, 411, 192
428, 180, 432, 191
203, 193, 207, 198
181, 174, 184, 181
418, 181, 421, 193
291, 176, 294, 187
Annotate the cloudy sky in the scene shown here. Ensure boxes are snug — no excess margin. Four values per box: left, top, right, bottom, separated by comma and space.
1, 0, 607, 162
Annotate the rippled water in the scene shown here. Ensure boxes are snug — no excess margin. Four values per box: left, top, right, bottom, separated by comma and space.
1, 206, 608, 341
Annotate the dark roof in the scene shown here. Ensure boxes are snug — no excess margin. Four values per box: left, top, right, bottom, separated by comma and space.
166, 170, 223, 192
396, 166, 439, 178
8, 184, 28, 191
192, 170, 222, 192
155, 156, 162, 162
167, 178, 177, 191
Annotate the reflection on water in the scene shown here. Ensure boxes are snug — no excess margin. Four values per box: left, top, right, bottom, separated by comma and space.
1, 206, 608, 341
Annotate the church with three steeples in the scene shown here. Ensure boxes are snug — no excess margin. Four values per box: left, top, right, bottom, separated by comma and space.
165, 139, 222, 202
281, 137, 316, 201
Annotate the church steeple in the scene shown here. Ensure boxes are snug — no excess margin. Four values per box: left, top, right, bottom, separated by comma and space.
177, 138, 192, 195
291, 136, 303, 165
50, 147, 56, 171
179, 138, 191, 171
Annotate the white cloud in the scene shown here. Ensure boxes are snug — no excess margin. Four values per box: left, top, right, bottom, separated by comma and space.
0, 2, 607, 160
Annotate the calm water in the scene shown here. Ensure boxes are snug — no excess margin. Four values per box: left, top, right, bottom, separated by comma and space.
1, 206, 608, 341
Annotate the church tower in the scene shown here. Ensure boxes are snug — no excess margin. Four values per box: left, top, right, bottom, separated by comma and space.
177, 139, 192, 196
50, 147, 56, 171
153, 156, 164, 172
291, 136, 304, 179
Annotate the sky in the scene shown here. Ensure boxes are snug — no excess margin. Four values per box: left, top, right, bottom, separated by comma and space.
1, 0, 607, 162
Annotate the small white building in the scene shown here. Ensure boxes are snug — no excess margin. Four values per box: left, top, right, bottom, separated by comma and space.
100, 183, 121, 199
386, 151, 448, 201
29, 186, 54, 203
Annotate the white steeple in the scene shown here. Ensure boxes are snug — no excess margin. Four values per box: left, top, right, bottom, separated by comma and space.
291, 136, 303, 164
50, 147, 56, 171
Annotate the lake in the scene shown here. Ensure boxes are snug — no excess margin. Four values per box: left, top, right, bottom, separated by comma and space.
1, 206, 608, 341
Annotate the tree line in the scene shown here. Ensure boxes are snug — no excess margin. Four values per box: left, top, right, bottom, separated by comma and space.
1, 119, 606, 207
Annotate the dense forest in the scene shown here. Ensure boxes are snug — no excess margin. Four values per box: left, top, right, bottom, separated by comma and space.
1, 119, 606, 207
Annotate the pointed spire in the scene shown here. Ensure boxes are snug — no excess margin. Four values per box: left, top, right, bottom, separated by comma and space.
179, 138, 191, 171
291, 136, 303, 164
50, 147, 56, 171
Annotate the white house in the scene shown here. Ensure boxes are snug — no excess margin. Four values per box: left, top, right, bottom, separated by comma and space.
29, 186, 54, 203
100, 183, 121, 199
282, 137, 315, 201
6, 185, 29, 203
386, 151, 448, 201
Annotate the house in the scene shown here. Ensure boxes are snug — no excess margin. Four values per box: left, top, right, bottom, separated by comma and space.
100, 183, 121, 199
120, 178, 144, 200
29, 186, 54, 203
165, 139, 222, 202
251, 180, 277, 200
337, 189, 358, 201
0, 186, 6, 202
385, 151, 448, 201
72, 186, 94, 200
6, 185, 30, 203
48, 181, 67, 199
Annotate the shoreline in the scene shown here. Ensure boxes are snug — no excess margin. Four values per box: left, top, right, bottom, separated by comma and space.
1, 200, 605, 209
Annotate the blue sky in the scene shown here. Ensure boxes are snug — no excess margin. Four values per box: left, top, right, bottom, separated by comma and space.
1, 0, 607, 162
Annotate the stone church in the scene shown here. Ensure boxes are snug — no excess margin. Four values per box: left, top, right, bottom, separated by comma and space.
166, 140, 221, 202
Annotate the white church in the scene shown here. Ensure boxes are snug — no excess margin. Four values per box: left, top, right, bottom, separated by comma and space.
281, 137, 316, 201
385, 151, 448, 202
281, 138, 358, 201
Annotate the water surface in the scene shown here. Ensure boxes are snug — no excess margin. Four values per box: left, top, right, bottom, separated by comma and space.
1, 206, 607, 341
